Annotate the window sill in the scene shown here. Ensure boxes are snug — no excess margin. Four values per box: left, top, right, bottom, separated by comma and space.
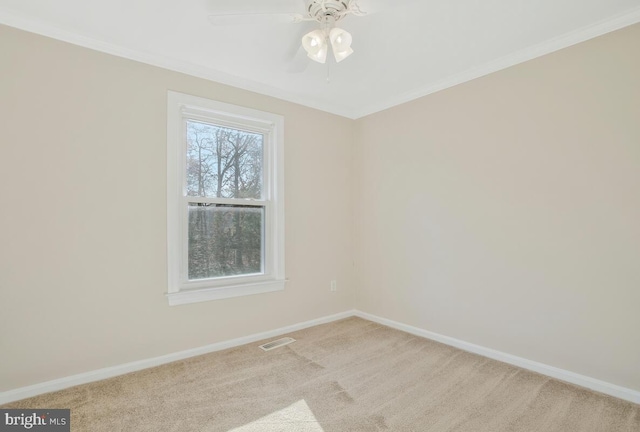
166, 279, 286, 306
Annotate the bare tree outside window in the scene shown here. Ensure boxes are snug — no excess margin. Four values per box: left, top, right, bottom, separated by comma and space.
186, 120, 264, 280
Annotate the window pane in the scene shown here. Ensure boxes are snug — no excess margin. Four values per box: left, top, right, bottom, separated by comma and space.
188, 203, 264, 280
186, 120, 263, 199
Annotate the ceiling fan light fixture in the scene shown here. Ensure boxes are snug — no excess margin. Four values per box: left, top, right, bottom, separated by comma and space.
302, 29, 328, 63
329, 27, 353, 63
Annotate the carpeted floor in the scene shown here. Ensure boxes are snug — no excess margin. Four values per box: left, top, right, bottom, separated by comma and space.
3, 317, 639, 431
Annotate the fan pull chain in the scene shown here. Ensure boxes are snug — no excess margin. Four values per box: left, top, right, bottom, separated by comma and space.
326, 57, 331, 84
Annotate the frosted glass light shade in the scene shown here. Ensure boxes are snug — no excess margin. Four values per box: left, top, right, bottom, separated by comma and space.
329, 27, 353, 62
302, 29, 328, 63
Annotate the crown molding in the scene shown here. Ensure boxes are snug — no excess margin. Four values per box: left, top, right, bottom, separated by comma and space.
352, 6, 640, 119
0, 7, 358, 119
1, 5, 639, 120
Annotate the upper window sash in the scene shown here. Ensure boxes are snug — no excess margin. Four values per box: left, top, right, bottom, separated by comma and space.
179, 118, 273, 202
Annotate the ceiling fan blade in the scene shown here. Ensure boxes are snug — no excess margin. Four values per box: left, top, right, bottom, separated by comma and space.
208, 13, 304, 26
285, 22, 315, 73
287, 46, 310, 73
206, 0, 305, 15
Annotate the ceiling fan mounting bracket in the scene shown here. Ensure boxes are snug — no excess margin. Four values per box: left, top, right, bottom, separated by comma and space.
305, 0, 354, 23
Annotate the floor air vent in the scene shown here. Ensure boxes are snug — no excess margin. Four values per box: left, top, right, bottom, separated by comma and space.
259, 337, 296, 351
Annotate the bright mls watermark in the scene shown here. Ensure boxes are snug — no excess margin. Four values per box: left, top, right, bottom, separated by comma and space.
0, 410, 69, 431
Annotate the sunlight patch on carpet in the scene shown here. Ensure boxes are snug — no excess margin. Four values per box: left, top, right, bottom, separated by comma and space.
229, 399, 325, 432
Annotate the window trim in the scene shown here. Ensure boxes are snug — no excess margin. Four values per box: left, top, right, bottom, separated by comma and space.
166, 91, 285, 306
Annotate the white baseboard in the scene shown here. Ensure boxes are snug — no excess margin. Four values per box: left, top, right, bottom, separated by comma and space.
3, 309, 638, 406
0, 310, 355, 405
353, 310, 640, 405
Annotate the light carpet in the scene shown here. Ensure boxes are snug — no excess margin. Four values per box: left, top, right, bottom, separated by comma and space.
3, 317, 639, 431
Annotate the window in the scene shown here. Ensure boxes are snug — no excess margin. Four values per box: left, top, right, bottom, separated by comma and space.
167, 91, 285, 305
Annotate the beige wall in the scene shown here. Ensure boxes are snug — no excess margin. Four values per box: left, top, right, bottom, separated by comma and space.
0, 24, 354, 392
2, 21, 639, 395
354, 23, 640, 391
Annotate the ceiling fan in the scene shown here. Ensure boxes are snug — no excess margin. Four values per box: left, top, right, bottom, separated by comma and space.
207, 0, 409, 65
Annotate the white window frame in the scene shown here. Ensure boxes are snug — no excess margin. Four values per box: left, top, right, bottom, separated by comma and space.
166, 91, 285, 306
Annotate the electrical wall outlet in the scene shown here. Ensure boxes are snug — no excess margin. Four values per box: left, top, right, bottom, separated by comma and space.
330, 280, 337, 292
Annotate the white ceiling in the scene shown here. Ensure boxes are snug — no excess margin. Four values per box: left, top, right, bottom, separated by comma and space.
1, 0, 639, 118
